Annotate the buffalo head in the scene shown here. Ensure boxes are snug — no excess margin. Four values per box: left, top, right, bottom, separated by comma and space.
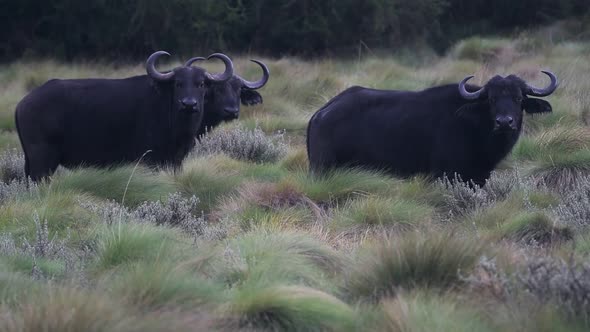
146, 51, 234, 114
458, 71, 558, 132
184, 57, 269, 121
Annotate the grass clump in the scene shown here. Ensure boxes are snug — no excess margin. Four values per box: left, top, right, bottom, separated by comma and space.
346, 231, 484, 302
49, 166, 175, 208
106, 262, 222, 310
92, 223, 184, 273
528, 150, 590, 192
380, 291, 495, 332
0, 286, 204, 332
331, 196, 433, 231
292, 168, 398, 203
223, 285, 357, 332
193, 125, 288, 163
495, 211, 572, 246
175, 157, 243, 213
188, 229, 344, 292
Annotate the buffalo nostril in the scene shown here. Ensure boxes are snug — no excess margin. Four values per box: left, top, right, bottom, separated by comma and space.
182, 98, 197, 107
507, 117, 514, 125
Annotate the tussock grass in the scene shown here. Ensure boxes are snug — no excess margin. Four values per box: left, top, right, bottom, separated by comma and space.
280, 146, 309, 172
0, 271, 40, 304
187, 229, 345, 292
222, 285, 357, 332
346, 231, 485, 302
49, 166, 175, 207
380, 291, 495, 332
331, 196, 433, 231
0, 191, 94, 238
290, 168, 398, 203
495, 211, 572, 246
528, 150, 590, 191
0, 286, 206, 332
106, 262, 223, 310
92, 223, 185, 273
175, 156, 243, 213
215, 181, 319, 227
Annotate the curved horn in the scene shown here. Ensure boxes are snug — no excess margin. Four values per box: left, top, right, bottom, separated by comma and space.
525, 70, 558, 97
205, 53, 234, 82
458, 75, 484, 100
146, 51, 175, 81
237, 59, 270, 90
184, 56, 206, 67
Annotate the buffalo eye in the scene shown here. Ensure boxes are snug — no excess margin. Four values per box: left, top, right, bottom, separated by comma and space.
515, 96, 523, 102
198, 82, 205, 88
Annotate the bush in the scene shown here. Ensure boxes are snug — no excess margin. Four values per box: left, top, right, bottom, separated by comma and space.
193, 126, 288, 164
0, 149, 24, 183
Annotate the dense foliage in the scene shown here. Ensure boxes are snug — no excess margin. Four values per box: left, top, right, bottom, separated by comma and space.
1, 0, 589, 61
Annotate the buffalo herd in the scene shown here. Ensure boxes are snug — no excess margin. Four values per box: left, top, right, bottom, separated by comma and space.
14, 50, 559, 186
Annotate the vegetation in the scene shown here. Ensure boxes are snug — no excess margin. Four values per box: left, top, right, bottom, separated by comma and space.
2, 21, 590, 331
1, 1, 589, 61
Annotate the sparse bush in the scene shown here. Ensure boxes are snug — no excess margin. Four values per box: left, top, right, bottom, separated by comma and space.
0, 179, 37, 204
0, 149, 24, 183
517, 256, 590, 320
193, 126, 288, 164
133, 192, 205, 234
553, 176, 590, 228
0, 213, 79, 280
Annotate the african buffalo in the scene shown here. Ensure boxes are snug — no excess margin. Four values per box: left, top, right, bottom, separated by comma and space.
182, 57, 270, 138
15, 51, 234, 182
307, 71, 558, 186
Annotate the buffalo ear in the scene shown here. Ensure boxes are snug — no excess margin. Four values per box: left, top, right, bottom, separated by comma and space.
523, 98, 552, 114
240, 90, 263, 106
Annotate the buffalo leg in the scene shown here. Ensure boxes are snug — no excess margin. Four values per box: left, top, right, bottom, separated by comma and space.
25, 144, 60, 182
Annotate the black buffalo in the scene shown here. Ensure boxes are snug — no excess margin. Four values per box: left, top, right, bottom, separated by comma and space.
15, 51, 234, 182
307, 71, 558, 186
182, 56, 270, 138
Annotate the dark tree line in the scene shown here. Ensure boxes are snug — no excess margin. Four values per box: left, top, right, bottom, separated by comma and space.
0, 0, 588, 61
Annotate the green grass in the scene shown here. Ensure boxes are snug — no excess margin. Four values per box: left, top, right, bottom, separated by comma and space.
91, 223, 187, 274
331, 196, 433, 231
224, 285, 357, 332
495, 211, 572, 245
289, 168, 399, 203
106, 262, 223, 310
346, 231, 485, 302
48, 166, 176, 207
380, 291, 496, 332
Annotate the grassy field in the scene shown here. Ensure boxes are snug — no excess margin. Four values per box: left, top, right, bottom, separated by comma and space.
1, 25, 590, 331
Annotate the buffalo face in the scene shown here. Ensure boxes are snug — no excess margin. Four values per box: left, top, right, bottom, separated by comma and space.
185, 58, 269, 122
146, 51, 234, 114
458, 71, 558, 133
